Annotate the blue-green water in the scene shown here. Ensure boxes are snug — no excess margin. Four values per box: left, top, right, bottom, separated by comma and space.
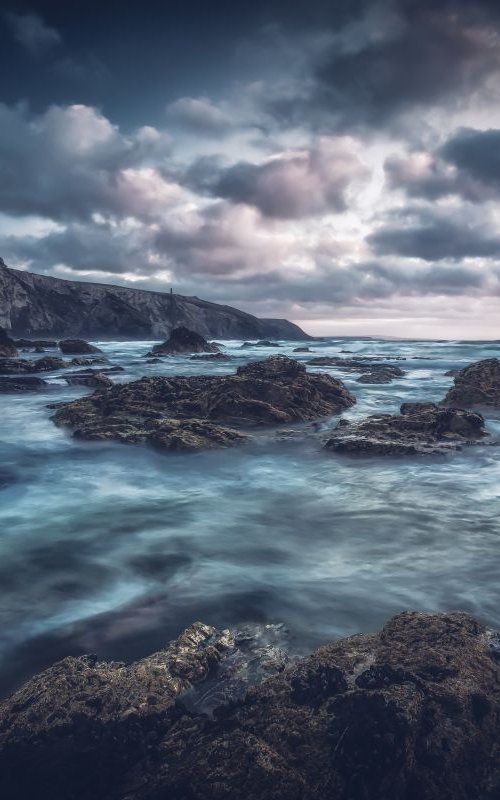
1, 337, 499, 696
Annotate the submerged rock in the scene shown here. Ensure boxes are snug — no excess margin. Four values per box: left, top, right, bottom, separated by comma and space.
151, 326, 220, 355
442, 358, 500, 408
70, 357, 108, 366
49, 356, 355, 452
293, 346, 311, 352
59, 339, 102, 355
324, 403, 487, 456
2, 612, 500, 800
0, 327, 17, 358
0, 376, 49, 392
13, 339, 58, 349
0, 356, 68, 374
356, 366, 405, 384
308, 356, 406, 383
64, 372, 114, 389
190, 352, 234, 361
241, 340, 281, 348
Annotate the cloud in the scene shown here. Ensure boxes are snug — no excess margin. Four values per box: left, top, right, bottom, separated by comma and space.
263, 0, 500, 132
440, 127, 500, 185
4, 11, 61, 56
198, 137, 368, 219
0, 103, 181, 222
368, 206, 500, 261
384, 151, 490, 203
165, 96, 234, 135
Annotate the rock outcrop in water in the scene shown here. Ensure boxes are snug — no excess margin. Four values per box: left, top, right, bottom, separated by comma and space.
0, 357, 68, 374
0, 257, 308, 340
50, 356, 356, 451
59, 339, 102, 355
0, 327, 17, 358
2, 612, 500, 800
0, 376, 49, 392
324, 403, 487, 456
150, 326, 220, 355
308, 356, 406, 384
442, 358, 500, 408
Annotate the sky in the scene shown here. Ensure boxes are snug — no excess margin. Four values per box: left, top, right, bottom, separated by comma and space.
1, 1, 500, 338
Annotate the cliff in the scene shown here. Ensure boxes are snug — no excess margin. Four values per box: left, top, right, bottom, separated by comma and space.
0, 258, 309, 340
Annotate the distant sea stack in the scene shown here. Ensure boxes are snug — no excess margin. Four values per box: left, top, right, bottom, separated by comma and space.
0, 258, 309, 340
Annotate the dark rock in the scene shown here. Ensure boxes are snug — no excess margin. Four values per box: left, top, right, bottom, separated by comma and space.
64, 372, 114, 388
0, 376, 49, 392
13, 339, 58, 349
241, 340, 281, 348
356, 366, 405, 384
3, 612, 500, 800
442, 358, 500, 408
293, 347, 311, 352
34, 346, 44, 353
0, 356, 68, 374
151, 326, 220, 355
70, 357, 108, 366
190, 353, 234, 361
59, 339, 102, 355
0, 326, 17, 358
444, 369, 459, 377
50, 357, 355, 451
324, 404, 487, 456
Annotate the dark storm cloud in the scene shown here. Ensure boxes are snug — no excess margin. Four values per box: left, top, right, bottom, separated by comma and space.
369, 207, 500, 261
441, 128, 500, 185
383, 152, 489, 203
263, 0, 500, 132
3, 9, 61, 55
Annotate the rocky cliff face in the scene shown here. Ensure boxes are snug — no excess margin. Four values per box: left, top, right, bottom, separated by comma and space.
0, 258, 309, 340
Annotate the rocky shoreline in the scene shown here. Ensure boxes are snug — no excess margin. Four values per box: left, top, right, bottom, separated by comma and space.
2, 611, 500, 799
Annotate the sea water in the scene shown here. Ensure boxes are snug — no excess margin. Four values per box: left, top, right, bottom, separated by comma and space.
1, 337, 499, 696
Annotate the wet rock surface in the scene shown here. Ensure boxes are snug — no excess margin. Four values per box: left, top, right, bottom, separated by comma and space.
13, 339, 58, 349
324, 404, 488, 456
0, 376, 50, 392
0, 327, 18, 358
442, 358, 500, 408
49, 356, 355, 451
150, 327, 220, 355
59, 339, 102, 355
2, 612, 500, 800
190, 352, 234, 361
0, 356, 68, 374
308, 356, 406, 383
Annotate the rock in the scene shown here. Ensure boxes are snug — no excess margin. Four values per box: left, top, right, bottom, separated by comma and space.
64, 372, 114, 388
356, 366, 405, 384
151, 327, 220, 355
293, 347, 311, 352
308, 357, 406, 383
444, 369, 459, 377
190, 353, 234, 361
144, 356, 163, 363
59, 339, 102, 355
0, 256, 309, 340
0, 356, 68, 374
324, 404, 487, 456
442, 358, 500, 408
2, 612, 500, 800
240, 340, 281, 348
34, 346, 44, 353
0, 326, 17, 358
70, 357, 108, 366
50, 357, 355, 451
13, 339, 58, 349
0, 376, 49, 392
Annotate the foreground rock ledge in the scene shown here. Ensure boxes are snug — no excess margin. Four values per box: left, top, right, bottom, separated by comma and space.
2, 612, 500, 800
324, 403, 488, 456
50, 356, 356, 451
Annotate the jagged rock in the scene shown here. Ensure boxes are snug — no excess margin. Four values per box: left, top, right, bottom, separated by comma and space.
0, 327, 17, 358
0, 257, 308, 340
49, 357, 355, 451
151, 327, 220, 355
64, 372, 114, 389
442, 358, 500, 408
0, 356, 68, 374
59, 339, 102, 355
308, 356, 406, 381
70, 357, 108, 366
324, 404, 487, 456
2, 612, 500, 800
0, 376, 49, 392
190, 353, 234, 361
356, 366, 405, 384
241, 340, 281, 348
